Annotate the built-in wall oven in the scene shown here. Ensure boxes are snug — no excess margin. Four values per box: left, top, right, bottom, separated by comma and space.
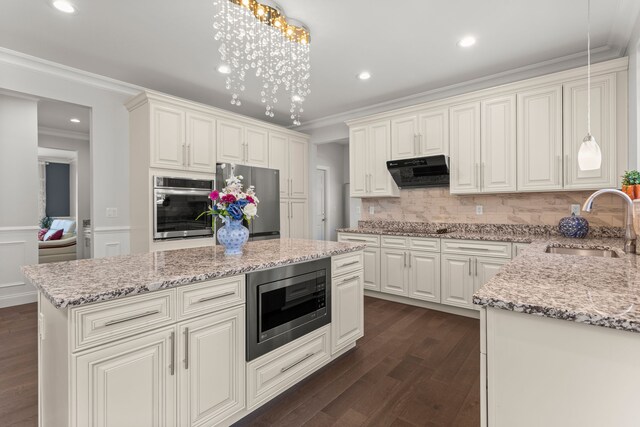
246, 258, 331, 361
153, 176, 214, 240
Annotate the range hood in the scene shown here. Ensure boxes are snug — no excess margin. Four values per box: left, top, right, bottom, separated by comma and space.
386, 155, 450, 189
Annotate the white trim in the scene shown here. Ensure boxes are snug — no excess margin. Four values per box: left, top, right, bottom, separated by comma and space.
0, 290, 37, 309
0, 88, 40, 101
93, 226, 132, 233
38, 126, 90, 141
315, 166, 329, 241
0, 226, 39, 232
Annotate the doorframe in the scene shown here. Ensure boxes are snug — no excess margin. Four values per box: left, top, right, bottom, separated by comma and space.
316, 166, 329, 241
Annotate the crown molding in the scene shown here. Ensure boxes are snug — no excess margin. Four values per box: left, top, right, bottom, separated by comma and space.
608, 0, 640, 55
38, 126, 90, 141
0, 47, 141, 96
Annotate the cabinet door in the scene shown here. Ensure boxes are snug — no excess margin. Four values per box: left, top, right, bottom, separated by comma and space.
391, 115, 419, 160
409, 251, 440, 303
440, 254, 474, 309
369, 121, 398, 196
269, 133, 290, 198
474, 257, 509, 310
217, 120, 244, 165
349, 126, 368, 197
517, 86, 563, 191
279, 200, 290, 239
481, 95, 517, 193
362, 247, 380, 291
450, 102, 481, 194
186, 112, 216, 173
245, 126, 269, 167
332, 270, 364, 353
73, 327, 176, 427
289, 199, 308, 239
380, 248, 408, 296
418, 107, 449, 156
289, 138, 309, 198
151, 102, 185, 170
563, 74, 617, 190
179, 307, 245, 427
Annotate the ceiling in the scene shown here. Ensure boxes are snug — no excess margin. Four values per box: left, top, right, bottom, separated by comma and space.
38, 99, 91, 134
1, 0, 639, 128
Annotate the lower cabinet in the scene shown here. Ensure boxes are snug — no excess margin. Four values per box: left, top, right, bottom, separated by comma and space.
381, 248, 441, 302
381, 248, 409, 296
362, 247, 381, 291
332, 270, 364, 354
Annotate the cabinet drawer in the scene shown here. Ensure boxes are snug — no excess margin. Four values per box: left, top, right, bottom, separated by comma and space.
177, 275, 245, 320
441, 239, 512, 258
337, 233, 380, 247
332, 251, 364, 277
70, 290, 175, 352
247, 326, 330, 410
381, 235, 409, 248
409, 237, 440, 252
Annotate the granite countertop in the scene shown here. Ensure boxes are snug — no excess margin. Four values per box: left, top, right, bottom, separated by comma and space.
473, 237, 640, 333
23, 238, 366, 309
337, 227, 537, 243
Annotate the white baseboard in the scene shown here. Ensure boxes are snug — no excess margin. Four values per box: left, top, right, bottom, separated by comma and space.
364, 290, 480, 320
0, 290, 37, 308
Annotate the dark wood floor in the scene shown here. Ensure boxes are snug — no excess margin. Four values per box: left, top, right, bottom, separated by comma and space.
0, 297, 479, 427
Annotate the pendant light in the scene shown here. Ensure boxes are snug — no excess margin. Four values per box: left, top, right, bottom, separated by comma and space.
578, 0, 602, 171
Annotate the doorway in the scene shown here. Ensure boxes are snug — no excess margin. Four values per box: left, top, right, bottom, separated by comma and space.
314, 167, 328, 240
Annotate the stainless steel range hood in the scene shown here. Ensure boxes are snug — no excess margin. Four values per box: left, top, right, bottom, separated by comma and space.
386, 155, 450, 189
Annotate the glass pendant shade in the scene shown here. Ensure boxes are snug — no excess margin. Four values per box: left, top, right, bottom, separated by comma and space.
578, 134, 602, 171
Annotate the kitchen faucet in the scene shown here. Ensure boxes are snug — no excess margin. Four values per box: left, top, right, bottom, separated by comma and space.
583, 189, 636, 253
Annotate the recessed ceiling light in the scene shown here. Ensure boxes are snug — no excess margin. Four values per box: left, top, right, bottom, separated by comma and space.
291, 95, 302, 102
52, 0, 76, 14
458, 36, 477, 48
357, 71, 371, 80
217, 64, 231, 74
70, 118, 80, 123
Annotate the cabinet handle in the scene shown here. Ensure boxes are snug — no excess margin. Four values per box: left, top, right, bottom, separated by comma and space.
104, 310, 160, 327
197, 291, 235, 303
556, 155, 562, 184
186, 145, 191, 166
183, 327, 189, 370
244, 142, 248, 162
404, 252, 407, 267
481, 162, 486, 190
342, 237, 369, 242
281, 352, 316, 373
419, 134, 424, 154
468, 258, 472, 276
414, 134, 419, 154
564, 154, 569, 185
450, 246, 490, 251
182, 144, 187, 167
339, 260, 360, 268
475, 258, 478, 276
290, 203, 293, 219
408, 252, 412, 268
170, 331, 175, 376
475, 163, 480, 189
290, 178, 293, 196
341, 274, 361, 284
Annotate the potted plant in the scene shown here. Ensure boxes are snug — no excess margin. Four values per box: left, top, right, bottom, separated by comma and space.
622, 170, 640, 200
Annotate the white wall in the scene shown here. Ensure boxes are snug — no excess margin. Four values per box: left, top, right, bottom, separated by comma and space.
0, 93, 39, 307
311, 143, 347, 241
628, 14, 640, 169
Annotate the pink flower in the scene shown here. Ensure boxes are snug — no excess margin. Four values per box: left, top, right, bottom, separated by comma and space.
209, 190, 219, 201
221, 194, 236, 204
246, 196, 255, 204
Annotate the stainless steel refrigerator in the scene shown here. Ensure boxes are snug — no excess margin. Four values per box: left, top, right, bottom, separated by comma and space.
215, 163, 280, 241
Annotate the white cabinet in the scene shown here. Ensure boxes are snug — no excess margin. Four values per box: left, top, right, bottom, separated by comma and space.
269, 133, 290, 198
380, 248, 409, 296
150, 102, 216, 173
73, 326, 177, 427
178, 307, 245, 427
450, 102, 481, 194
512, 243, 530, 258
332, 270, 364, 354
563, 73, 618, 190
474, 257, 509, 295
268, 133, 309, 199
362, 247, 381, 291
279, 200, 290, 239
391, 108, 448, 160
441, 254, 475, 309
281, 199, 308, 239
481, 95, 517, 193
517, 85, 563, 191
217, 119, 269, 167
349, 121, 399, 198
409, 251, 440, 303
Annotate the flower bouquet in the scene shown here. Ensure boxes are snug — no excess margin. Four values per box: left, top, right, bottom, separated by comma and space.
197, 174, 259, 255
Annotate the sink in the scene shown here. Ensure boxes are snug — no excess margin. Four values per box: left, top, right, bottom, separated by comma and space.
545, 246, 620, 258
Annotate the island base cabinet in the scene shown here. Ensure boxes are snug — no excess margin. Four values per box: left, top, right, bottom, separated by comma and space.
331, 270, 364, 354
178, 307, 245, 427
72, 326, 177, 427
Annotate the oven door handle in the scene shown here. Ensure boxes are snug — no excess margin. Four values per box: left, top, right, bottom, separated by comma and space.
156, 189, 212, 196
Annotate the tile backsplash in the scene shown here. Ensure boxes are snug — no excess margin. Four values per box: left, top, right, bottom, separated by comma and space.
361, 188, 626, 227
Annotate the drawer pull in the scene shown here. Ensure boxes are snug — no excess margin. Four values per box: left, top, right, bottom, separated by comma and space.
197, 291, 235, 303
343, 237, 369, 242
451, 246, 491, 251
104, 310, 160, 327
339, 260, 360, 268
281, 352, 316, 373
341, 274, 360, 284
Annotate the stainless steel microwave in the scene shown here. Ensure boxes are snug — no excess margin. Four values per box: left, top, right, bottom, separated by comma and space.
153, 176, 214, 240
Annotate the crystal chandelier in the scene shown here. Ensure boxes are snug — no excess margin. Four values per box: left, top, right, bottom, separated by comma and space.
213, 0, 311, 126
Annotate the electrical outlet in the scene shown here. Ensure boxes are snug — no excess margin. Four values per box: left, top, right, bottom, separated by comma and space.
369, 206, 375, 215
106, 208, 118, 218
571, 204, 581, 216
476, 205, 483, 215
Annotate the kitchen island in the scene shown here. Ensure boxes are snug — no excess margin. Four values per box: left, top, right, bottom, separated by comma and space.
23, 238, 365, 427
473, 237, 640, 427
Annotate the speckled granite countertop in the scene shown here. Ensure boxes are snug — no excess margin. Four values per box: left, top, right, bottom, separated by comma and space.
473, 237, 640, 333
22, 238, 365, 309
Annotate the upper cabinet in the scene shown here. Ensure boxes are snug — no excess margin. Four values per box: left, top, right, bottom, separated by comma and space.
481, 95, 517, 193
563, 74, 617, 190
350, 121, 399, 198
217, 120, 269, 168
449, 102, 481, 194
268, 133, 309, 199
150, 101, 216, 173
517, 85, 563, 192
390, 107, 448, 160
